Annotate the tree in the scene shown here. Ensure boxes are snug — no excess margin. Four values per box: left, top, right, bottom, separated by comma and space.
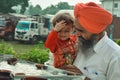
28, 5, 42, 15
20, 0, 29, 14
0, 0, 29, 14
28, 5, 34, 15
27, 2, 73, 15
57, 2, 70, 9
42, 5, 59, 15
42, 2, 73, 15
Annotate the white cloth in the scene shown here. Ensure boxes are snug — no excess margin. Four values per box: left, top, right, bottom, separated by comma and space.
73, 32, 120, 80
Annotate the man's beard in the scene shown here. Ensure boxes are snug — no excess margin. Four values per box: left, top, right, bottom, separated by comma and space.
78, 34, 98, 53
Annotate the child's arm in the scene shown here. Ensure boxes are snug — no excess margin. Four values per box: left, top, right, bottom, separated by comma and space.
44, 29, 58, 53
44, 20, 66, 53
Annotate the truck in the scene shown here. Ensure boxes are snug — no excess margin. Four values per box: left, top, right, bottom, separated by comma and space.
0, 16, 15, 41
14, 15, 52, 43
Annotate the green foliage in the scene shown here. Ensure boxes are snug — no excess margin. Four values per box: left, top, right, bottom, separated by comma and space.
28, 2, 73, 15
20, 0, 29, 14
28, 48, 49, 64
115, 39, 120, 46
16, 41, 49, 64
0, 0, 29, 13
57, 2, 70, 9
0, 40, 49, 64
0, 40, 16, 55
41, 5, 59, 15
28, 5, 42, 15
16, 53, 30, 60
17, 47, 49, 64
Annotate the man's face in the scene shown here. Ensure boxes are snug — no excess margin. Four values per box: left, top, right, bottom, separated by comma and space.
78, 34, 98, 53
74, 18, 98, 52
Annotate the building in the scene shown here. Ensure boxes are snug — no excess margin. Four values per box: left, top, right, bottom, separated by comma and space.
100, 0, 120, 17
105, 16, 120, 39
100, 0, 120, 39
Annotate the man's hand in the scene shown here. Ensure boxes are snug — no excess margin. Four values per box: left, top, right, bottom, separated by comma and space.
59, 64, 91, 80
59, 64, 83, 75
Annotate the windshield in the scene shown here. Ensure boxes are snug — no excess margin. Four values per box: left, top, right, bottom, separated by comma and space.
0, 20, 6, 27
16, 22, 30, 30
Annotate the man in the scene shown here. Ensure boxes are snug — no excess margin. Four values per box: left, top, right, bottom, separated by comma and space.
60, 2, 120, 80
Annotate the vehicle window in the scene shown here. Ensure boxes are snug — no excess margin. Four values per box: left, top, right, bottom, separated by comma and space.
34, 23, 38, 28
0, 21, 6, 27
16, 22, 30, 30
31, 23, 38, 29
31, 23, 34, 28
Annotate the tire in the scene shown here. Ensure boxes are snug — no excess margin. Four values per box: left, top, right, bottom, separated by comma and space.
4, 33, 14, 41
31, 36, 38, 44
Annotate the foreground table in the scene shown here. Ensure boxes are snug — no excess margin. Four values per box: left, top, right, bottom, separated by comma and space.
0, 54, 86, 80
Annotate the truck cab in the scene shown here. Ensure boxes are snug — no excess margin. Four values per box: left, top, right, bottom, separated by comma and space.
14, 17, 49, 43
0, 16, 15, 41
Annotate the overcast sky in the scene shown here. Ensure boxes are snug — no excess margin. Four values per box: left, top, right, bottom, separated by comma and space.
29, 0, 101, 9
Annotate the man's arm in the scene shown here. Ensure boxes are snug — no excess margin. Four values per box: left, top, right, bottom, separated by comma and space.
59, 64, 90, 80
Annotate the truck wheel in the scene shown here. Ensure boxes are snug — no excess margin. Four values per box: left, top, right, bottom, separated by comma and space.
31, 36, 38, 44
4, 33, 14, 41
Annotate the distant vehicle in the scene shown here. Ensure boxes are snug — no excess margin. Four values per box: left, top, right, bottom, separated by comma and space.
0, 16, 15, 41
14, 15, 52, 43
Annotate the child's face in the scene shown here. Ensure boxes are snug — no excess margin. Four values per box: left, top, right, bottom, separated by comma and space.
58, 23, 73, 40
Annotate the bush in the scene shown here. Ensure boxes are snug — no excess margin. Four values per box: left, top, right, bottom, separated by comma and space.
28, 48, 49, 64
16, 41, 50, 64
0, 40, 16, 55
17, 47, 49, 64
0, 40, 49, 64
115, 39, 120, 46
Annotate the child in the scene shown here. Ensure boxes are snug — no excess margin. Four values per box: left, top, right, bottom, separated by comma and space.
44, 12, 78, 68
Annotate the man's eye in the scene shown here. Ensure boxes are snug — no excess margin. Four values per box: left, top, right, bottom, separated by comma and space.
75, 28, 83, 32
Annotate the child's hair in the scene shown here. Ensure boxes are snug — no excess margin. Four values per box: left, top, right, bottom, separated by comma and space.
52, 12, 74, 27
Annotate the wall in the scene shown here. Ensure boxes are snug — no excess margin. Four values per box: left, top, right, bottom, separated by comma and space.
106, 16, 120, 39
101, 0, 120, 17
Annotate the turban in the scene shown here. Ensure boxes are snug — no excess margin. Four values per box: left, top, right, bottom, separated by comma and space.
74, 2, 113, 34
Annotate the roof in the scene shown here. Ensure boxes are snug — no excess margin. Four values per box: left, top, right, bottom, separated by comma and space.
8, 13, 27, 18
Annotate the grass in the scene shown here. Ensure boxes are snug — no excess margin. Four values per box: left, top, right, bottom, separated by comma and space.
0, 39, 49, 64
0, 40, 39, 54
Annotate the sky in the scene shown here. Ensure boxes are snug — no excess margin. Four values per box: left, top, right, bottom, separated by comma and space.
29, 0, 101, 9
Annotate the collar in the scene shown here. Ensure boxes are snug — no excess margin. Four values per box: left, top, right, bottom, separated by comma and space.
93, 32, 109, 54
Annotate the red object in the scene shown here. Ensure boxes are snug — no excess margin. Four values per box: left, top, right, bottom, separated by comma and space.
22, 76, 47, 80
74, 2, 112, 34
44, 30, 77, 68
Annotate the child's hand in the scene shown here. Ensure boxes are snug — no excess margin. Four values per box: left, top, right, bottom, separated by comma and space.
54, 20, 66, 32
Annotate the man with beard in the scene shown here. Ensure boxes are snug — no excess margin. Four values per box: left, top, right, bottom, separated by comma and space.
60, 2, 120, 80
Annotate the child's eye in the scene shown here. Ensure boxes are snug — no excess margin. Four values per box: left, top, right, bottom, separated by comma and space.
65, 30, 70, 32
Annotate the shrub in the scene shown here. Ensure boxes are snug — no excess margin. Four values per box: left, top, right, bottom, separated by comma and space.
16, 41, 50, 64
115, 39, 120, 46
0, 40, 49, 64
0, 40, 16, 55
28, 48, 49, 64
17, 47, 49, 64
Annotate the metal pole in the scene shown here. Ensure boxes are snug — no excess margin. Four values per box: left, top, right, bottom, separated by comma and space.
109, 0, 114, 40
